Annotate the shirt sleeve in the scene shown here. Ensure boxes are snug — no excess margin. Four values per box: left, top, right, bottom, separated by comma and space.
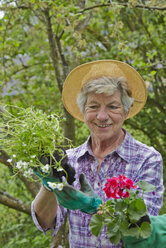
136, 150, 164, 215
31, 200, 68, 236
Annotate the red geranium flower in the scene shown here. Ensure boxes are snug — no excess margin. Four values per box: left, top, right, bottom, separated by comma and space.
107, 177, 119, 188
103, 174, 137, 199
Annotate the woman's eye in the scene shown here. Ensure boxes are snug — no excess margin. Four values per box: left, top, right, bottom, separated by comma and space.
90, 105, 98, 109
109, 105, 117, 109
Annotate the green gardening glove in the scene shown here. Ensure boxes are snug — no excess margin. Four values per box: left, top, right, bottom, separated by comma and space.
54, 173, 102, 215
122, 214, 166, 248
34, 167, 102, 214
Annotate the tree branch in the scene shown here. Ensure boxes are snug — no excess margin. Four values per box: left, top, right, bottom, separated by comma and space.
1, 1, 165, 15
0, 6, 29, 11
80, 2, 166, 13
43, 6, 75, 144
55, 35, 69, 78
43, 7, 63, 92
51, 213, 69, 248
0, 192, 31, 215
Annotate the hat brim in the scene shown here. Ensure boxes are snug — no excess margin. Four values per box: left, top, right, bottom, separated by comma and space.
62, 60, 147, 122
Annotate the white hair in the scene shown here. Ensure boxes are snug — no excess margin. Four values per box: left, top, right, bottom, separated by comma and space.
77, 76, 134, 113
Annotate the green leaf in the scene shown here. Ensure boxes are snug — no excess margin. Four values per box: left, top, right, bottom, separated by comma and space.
89, 214, 103, 237
128, 199, 147, 221
150, 70, 157, 76
107, 219, 120, 233
106, 199, 113, 206
120, 220, 141, 237
136, 181, 156, 193
140, 222, 151, 238
124, 226, 139, 237
119, 220, 130, 235
106, 199, 115, 214
115, 200, 127, 212
109, 231, 121, 245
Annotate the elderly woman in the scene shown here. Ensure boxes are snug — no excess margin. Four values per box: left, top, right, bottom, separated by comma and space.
31, 60, 164, 248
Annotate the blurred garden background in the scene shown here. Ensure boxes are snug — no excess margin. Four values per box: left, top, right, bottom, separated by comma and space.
0, 0, 165, 247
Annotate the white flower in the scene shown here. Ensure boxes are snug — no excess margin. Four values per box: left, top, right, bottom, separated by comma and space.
13, 154, 16, 158
47, 182, 57, 190
47, 182, 64, 191
7, 159, 12, 163
23, 171, 29, 177
22, 161, 28, 169
31, 155, 36, 158
41, 164, 50, 173
27, 168, 33, 175
23, 168, 33, 177
16, 160, 23, 169
57, 167, 63, 172
22, 143, 27, 147
56, 183, 64, 191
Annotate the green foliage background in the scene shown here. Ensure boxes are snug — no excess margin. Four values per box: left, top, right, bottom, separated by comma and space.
0, 0, 165, 247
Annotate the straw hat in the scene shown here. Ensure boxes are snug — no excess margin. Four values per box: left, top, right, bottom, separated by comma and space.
62, 60, 147, 122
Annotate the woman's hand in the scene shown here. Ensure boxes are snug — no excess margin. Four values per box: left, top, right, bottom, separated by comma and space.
54, 173, 102, 215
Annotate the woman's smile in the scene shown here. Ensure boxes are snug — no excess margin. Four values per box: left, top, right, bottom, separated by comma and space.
95, 123, 112, 130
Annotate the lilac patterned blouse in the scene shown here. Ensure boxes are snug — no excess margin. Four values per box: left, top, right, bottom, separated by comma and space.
31, 129, 164, 248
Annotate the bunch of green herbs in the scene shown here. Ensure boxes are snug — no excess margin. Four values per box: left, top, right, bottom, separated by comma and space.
0, 106, 69, 180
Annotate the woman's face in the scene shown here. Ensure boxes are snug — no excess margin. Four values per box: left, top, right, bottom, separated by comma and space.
83, 91, 128, 143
